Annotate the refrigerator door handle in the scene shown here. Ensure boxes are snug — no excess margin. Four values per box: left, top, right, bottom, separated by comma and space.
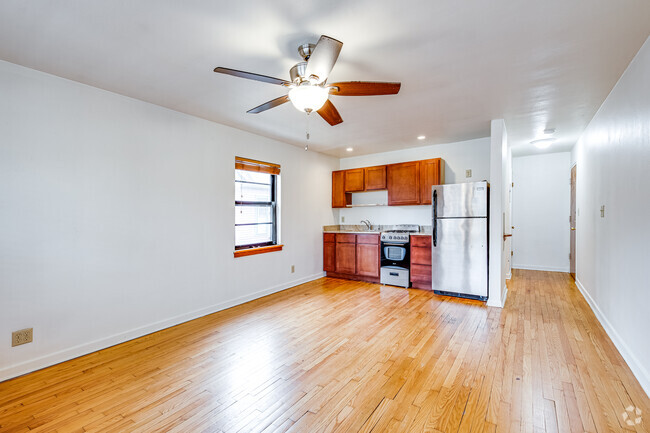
433, 189, 437, 247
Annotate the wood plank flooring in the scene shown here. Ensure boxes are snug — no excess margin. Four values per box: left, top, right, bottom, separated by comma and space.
0, 269, 648, 432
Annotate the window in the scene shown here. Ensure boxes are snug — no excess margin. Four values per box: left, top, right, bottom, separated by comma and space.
234, 157, 282, 257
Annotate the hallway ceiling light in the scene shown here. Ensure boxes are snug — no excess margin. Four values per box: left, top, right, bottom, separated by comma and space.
346, 147, 353, 152
531, 138, 556, 149
417, 135, 426, 140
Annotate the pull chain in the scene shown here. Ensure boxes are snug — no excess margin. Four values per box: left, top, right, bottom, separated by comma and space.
305, 112, 311, 151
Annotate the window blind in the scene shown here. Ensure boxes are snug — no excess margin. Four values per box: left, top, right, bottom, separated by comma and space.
235, 157, 280, 175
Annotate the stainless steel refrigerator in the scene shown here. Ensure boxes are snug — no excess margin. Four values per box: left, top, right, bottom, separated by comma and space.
431, 181, 489, 301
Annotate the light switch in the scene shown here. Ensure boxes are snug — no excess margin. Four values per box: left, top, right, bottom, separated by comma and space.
466, 169, 472, 178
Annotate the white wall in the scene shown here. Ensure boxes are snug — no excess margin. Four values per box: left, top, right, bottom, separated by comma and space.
338, 137, 491, 226
0, 60, 339, 380
512, 152, 571, 272
487, 119, 510, 308
574, 36, 650, 396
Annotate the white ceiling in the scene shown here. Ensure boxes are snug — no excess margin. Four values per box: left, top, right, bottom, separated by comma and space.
0, 1, 648, 157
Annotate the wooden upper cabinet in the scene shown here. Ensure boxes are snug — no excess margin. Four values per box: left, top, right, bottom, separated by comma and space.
364, 166, 387, 191
419, 158, 444, 205
331, 158, 444, 208
332, 170, 351, 208
387, 161, 420, 205
344, 168, 365, 192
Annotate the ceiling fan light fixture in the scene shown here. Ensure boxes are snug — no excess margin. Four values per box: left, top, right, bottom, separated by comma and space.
288, 85, 329, 113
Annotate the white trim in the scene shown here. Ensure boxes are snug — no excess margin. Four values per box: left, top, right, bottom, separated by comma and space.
506, 271, 512, 280
0, 272, 325, 383
512, 264, 569, 273
487, 283, 508, 308
575, 278, 650, 398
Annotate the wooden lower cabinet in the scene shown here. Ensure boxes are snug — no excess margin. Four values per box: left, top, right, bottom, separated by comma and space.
323, 240, 336, 272
410, 235, 432, 290
324, 233, 380, 282
356, 243, 380, 277
335, 242, 356, 275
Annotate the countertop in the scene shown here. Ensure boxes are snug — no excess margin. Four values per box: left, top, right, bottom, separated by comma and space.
323, 225, 432, 235
324, 230, 380, 234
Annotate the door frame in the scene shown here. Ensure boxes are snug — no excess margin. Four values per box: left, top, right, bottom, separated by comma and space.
570, 164, 577, 279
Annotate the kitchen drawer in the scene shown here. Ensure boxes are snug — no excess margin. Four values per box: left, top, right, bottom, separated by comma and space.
411, 264, 432, 283
356, 234, 379, 245
411, 246, 431, 265
410, 235, 431, 247
336, 233, 357, 243
323, 233, 336, 243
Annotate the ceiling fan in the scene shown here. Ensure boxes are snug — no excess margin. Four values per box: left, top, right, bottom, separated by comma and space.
213, 35, 401, 126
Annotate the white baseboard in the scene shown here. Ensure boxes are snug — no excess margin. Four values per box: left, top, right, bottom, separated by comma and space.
575, 278, 650, 398
0, 272, 325, 383
512, 264, 570, 273
487, 283, 508, 308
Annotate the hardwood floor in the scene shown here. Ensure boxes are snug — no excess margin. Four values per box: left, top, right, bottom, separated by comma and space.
0, 270, 648, 432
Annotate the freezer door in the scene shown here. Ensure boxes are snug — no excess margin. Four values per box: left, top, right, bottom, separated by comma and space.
432, 181, 488, 218
431, 217, 488, 297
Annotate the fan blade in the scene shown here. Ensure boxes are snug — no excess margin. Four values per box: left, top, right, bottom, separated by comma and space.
317, 99, 343, 126
214, 67, 290, 86
304, 35, 343, 84
247, 95, 290, 114
329, 81, 401, 96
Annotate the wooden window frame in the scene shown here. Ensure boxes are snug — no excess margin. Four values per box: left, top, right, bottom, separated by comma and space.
234, 157, 283, 258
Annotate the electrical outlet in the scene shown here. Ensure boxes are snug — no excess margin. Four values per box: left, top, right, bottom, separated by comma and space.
341, 216, 345, 223
466, 169, 472, 178
600, 205, 605, 218
291, 265, 295, 273
12, 328, 33, 347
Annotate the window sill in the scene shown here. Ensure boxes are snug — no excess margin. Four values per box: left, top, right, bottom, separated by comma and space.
234, 244, 284, 258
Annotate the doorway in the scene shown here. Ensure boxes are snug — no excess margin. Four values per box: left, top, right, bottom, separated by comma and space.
570, 165, 577, 279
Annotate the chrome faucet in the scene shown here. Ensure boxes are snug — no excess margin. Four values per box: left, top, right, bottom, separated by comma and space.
361, 219, 372, 230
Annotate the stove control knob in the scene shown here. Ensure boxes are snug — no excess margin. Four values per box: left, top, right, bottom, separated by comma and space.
389, 236, 393, 240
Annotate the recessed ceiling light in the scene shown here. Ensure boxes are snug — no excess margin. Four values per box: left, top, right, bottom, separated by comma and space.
346, 147, 353, 152
417, 135, 426, 140
531, 138, 556, 149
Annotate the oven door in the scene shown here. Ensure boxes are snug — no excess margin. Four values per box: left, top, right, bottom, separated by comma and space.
381, 243, 410, 268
